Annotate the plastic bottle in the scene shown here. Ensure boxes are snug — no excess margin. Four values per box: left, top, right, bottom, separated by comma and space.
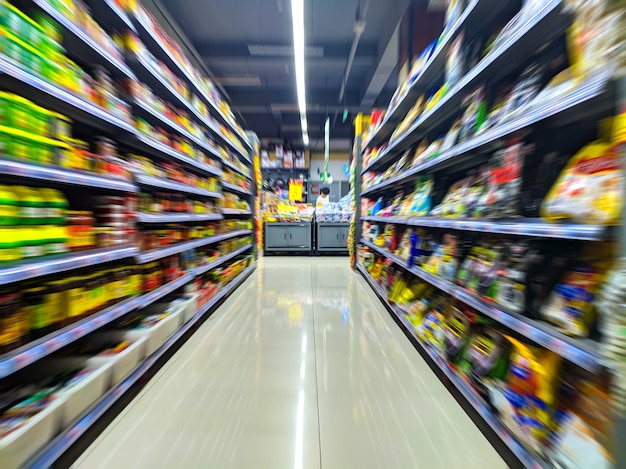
14, 186, 45, 225
40, 188, 68, 225
0, 185, 19, 226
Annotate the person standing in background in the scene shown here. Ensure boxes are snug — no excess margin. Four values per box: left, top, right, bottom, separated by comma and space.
316, 187, 330, 209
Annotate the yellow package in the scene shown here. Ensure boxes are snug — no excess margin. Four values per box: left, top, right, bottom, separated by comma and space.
541, 140, 623, 224
505, 337, 562, 443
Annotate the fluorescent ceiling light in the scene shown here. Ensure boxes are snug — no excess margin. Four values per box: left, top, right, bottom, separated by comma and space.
291, 0, 309, 146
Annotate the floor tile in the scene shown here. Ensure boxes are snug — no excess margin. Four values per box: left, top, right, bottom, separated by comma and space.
75, 256, 505, 469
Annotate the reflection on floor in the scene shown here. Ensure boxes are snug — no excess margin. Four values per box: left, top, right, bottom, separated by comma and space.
74, 257, 505, 469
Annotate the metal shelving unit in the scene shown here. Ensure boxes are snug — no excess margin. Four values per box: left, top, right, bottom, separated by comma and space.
27, 262, 257, 469
361, 216, 610, 241
357, 264, 540, 468
0, 0, 258, 465
355, 1, 624, 467
128, 8, 251, 152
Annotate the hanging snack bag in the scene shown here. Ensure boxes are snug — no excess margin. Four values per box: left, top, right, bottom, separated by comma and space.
503, 337, 562, 450
408, 176, 434, 216
541, 140, 623, 225
443, 304, 471, 364
477, 139, 526, 218
493, 241, 532, 313
541, 254, 611, 338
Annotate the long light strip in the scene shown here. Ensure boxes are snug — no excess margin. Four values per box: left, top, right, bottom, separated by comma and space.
291, 0, 309, 146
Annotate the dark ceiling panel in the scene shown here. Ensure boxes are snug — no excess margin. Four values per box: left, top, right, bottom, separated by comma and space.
159, 0, 408, 140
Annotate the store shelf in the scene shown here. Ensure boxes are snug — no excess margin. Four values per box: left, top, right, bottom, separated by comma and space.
356, 263, 543, 469
222, 208, 252, 216
130, 96, 222, 160
137, 230, 252, 263
0, 272, 193, 380
0, 56, 136, 136
361, 216, 609, 241
0, 159, 138, 193
222, 182, 253, 197
193, 244, 253, 276
27, 262, 257, 469
32, 0, 135, 80
362, 0, 568, 172
0, 245, 138, 287
126, 53, 251, 163
262, 166, 308, 171
134, 173, 222, 197
131, 133, 221, 177
86, 0, 136, 33
222, 158, 252, 179
135, 273, 195, 310
126, 53, 194, 118
136, 213, 223, 223
129, 10, 252, 151
360, 239, 603, 373
362, 71, 612, 179
363, 0, 481, 149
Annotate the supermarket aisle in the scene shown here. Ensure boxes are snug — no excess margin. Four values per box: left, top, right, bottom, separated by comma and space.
74, 257, 505, 469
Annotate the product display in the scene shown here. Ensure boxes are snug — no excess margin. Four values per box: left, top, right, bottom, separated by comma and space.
355, 0, 625, 467
0, 0, 256, 466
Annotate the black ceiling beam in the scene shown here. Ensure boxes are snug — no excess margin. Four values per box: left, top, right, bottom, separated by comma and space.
227, 88, 362, 108
196, 41, 379, 59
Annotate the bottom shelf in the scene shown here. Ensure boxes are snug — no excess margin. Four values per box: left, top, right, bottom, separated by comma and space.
356, 263, 543, 469
27, 263, 257, 469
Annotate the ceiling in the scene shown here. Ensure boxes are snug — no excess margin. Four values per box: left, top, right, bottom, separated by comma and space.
157, 0, 411, 149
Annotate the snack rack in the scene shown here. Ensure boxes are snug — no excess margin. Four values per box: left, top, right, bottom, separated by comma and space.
0, 0, 256, 466
354, 0, 625, 467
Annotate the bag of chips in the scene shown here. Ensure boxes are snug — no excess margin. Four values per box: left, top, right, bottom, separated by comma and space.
541, 141, 623, 224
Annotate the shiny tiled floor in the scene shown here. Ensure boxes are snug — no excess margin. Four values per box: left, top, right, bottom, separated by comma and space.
74, 257, 505, 468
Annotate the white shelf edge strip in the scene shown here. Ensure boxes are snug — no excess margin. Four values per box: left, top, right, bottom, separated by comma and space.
193, 244, 253, 276
222, 209, 253, 216
0, 159, 138, 192
361, 216, 607, 241
356, 264, 542, 469
136, 213, 224, 223
222, 158, 253, 179
222, 182, 253, 196
360, 240, 602, 372
134, 173, 223, 196
137, 230, 253, 263
0, 246, 139, 286
130, 54, 247, 161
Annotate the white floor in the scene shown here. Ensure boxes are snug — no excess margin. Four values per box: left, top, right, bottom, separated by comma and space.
74, 257, 505, 469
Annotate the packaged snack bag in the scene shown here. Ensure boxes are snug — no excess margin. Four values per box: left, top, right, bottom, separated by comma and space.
541, 257, 611, 338
504, 337, 562, 449
541, 141, 623, 225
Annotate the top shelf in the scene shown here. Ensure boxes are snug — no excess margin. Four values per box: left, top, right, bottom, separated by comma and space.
363, 0, 568, 162
30, 0, 136, 81
363, 0, 483, 149
129, 8, 252, 152
85, 0, 136, 34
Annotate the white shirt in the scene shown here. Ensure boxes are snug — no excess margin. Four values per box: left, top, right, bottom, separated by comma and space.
316, 195, 330, 208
